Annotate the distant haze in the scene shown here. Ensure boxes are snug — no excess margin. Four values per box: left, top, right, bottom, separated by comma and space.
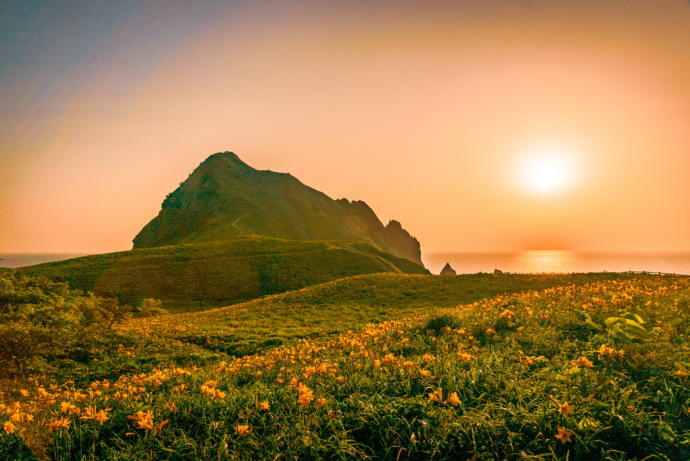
2, 0, 690, 253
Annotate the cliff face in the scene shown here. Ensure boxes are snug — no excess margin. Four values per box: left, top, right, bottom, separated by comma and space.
133, 152, 424, 266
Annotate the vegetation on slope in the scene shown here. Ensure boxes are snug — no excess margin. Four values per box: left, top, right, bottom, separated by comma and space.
122, 271, 645, 358
18, 237, 427, 313
3, 274, 689, 460
1, 270, 631, 385
0, 271, 190, 381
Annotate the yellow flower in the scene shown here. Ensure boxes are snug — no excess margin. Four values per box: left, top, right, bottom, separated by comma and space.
445, 392, 462, 406
257, 400, 270, 411
457, 352, 474, 362
48, 418, 71, 431
520, 356, 534, 366
595, 344, 623, 360
59, 401, 76, 414
574, 357, 594, 368
296, 383, 311, 395
485, 328, 496, 335
557, 402, 574, 418
298, 393, 313, 407
129, 411, 155, 430
95, 409, 110, 425
381, 353, 395, 365
3, 421, 15, 434
428, 388, 443, 403
554, 426, 573, 444
79, 405, 97, 421
234, 424, 252, 436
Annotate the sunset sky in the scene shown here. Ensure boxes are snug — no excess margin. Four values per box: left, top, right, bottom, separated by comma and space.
2, 0, 689, 254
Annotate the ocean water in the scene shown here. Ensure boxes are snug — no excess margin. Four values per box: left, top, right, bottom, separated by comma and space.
3, 251, 690, 276
0, 253, 87, 268
423, 251, 690, 276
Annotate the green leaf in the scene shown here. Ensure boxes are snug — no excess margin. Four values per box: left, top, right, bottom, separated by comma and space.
623, 313, 645, 324
585, 318, 603, 331
578, 417, 600, 429
604, 317, 619, 327
670, 318, 684, 327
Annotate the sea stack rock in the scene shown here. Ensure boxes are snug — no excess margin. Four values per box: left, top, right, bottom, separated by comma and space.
494, 268, 503, 274
440, 263, 457, 276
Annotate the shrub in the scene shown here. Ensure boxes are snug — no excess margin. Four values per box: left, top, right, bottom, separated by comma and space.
0, 271, 163, 377
423, 313, 462, 335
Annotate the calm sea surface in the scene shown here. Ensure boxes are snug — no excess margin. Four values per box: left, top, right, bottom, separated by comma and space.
423, 251, 690, 276
3, 251, 690, 276
0, 253, 87, 268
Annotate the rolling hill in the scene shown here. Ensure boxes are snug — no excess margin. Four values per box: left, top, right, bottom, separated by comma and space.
19, 236, 427, 311
20, 151, 431, 309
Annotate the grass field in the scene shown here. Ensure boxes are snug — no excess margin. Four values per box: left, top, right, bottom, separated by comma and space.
118, 272, 646, 359
3, 271, 689, 459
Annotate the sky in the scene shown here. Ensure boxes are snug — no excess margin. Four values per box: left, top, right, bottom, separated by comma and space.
1, 0, 690, 254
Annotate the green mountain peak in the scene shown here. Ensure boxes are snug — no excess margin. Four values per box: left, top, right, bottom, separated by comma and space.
133, 152, 423, 266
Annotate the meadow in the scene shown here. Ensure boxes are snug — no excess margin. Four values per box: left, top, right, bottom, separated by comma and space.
1, 271, 689, 460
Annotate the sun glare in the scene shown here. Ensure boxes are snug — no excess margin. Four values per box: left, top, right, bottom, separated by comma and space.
516, 146, 577, 194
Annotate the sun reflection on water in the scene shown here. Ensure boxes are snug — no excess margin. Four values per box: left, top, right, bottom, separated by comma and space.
423, 251, 690, 275
516, 250, 575, 273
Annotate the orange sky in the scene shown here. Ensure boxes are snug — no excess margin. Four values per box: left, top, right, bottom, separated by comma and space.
1, 0, 689, 253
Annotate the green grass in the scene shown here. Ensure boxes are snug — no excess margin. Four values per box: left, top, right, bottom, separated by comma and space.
4, 272, 690, 460
17, 236, 428, 312
122, 272, 647, 359
1, 271, 652, 385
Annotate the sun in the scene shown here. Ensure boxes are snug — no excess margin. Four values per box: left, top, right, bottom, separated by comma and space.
516, 145, 577, 194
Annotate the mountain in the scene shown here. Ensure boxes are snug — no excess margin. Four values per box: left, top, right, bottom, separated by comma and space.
133, 152, 423, 266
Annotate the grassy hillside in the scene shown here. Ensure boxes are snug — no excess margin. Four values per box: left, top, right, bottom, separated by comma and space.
2, 275, 689, 460
18, 236, 428, 312
121, 272, 647, 358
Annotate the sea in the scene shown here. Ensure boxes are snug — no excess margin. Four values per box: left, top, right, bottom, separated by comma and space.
423, 251, 690, 276
2, 251, 690, 276
0, 253, 88, 268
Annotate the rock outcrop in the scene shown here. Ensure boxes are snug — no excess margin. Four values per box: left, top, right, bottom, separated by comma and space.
440, 263, 457, 276
133, 152, 424, 266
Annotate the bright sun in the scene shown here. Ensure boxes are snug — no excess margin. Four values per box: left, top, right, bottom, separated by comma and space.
516, 146, 577, 194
